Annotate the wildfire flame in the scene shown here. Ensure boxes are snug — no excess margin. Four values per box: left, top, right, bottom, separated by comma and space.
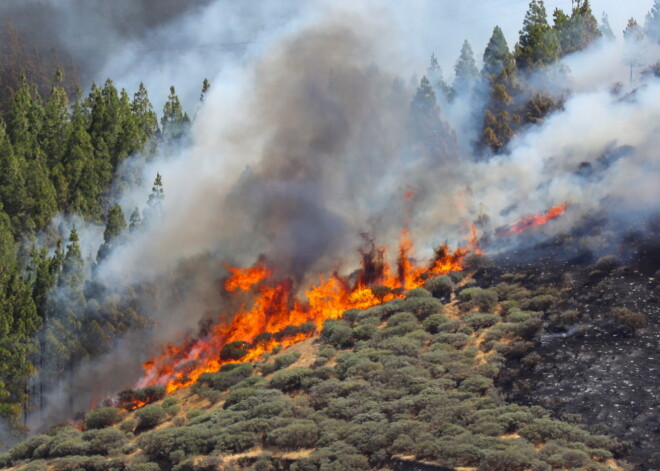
499, 203, 568, 236
130, 228, 480, 400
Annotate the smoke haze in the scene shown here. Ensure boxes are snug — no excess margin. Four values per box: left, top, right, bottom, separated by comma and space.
13, 0, 659, 428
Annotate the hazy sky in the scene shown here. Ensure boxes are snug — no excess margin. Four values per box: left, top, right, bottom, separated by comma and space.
393, 0, 655, 74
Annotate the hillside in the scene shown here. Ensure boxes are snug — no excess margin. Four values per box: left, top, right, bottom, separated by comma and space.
0, 259, 641, 471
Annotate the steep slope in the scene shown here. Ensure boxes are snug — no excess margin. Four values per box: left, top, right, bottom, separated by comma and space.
0, 268, 632, 471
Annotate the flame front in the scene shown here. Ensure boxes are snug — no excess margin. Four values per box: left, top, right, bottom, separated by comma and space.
500, 203, 568, 235
132, 229, 478, 397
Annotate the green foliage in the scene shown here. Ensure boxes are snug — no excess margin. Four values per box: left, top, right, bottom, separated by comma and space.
196, 363, 253, 391
459, 287, 499, 312
454, 40, 480, 94
135, 405, 167, 431
424, 275, 455, 299
266, 421, 319, 450
321, 319, 354, 348
269, 367, 315, 392
515, 0, 561, 71
83, 407, 123, 430
83, 428, 128, 455
553, 0, 601, 56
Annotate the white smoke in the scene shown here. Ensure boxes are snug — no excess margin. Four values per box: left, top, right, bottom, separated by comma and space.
23, 0, 660, 429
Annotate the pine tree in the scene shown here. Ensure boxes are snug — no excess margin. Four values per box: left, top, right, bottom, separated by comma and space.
453, 40, 479, 94
409, 76, 458, 162
97, 204, 127, 262
131, 82, 159, 158
61, 227, 85, 293
483, 26, 517, 79
65, 99, 97, 217
553, 0, 601, 56
645, 0, 660, 43
0, 120, 28, 226
515, 0, 561, 71
7, 78, 44, 160
427, 54, 453, 101
600, 12, 616, 41
200, 78, 211, 102
161, 86, 190, 144
129, 207, 141, 233
40, 70, 71, 170
143, 173, 165, 223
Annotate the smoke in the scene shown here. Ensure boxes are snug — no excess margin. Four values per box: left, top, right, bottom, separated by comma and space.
20, 0, 660, 431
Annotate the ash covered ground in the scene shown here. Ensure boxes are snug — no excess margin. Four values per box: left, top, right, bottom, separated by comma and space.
486, 218, 660, 469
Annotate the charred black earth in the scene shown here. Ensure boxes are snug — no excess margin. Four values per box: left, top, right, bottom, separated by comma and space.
488, 222, 660, 469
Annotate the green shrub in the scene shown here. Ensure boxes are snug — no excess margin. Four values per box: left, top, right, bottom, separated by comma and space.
196, 363, 253, 391
522, 295, 557, 312
424, 275, 455, 299
135, 405, 167, 431
403, 297, 444, 320
9, 434, 51, 461
387, 311, 418, 327
186, 409, 204, 420
274, 351, 302, 370
380, 337, 421, 357
269, 367, 315, 392
478, 449, 535, 471
459, 288, 498, 312
464, 313, 500, 330
423, 313, 450, 333
17, 460, 48, 471
127, 463, 161, 471
321, 319, 354, 348
83, 428, 127, 455
519, 418, 587, 444
267, 421, 319, 450
406, 287, 432, 298
435, 333, 471, 349
83, 407, 123, 430
458, 376, 492, 394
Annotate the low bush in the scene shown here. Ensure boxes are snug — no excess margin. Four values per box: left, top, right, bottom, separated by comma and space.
269, 367, 316, 392
424, 275, 455, 299
266, 421, 319, 450
83, 407, 123, 430
321, 319, 354, 348
464, 313, 500, 330
196, 363, 253, 391
403, 297, 444, 320
459, 287, 499, 312
135, 405, 167, 431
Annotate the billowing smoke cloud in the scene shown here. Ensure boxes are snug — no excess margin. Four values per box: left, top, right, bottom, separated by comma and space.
24, 0, 660, 429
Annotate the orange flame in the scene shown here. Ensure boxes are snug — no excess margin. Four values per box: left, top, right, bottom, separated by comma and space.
129, 227, 480, 400
500, 203, 568, 235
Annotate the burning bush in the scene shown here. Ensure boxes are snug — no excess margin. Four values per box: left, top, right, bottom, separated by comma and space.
118, 386, 166, 410
220, 340, 251, 361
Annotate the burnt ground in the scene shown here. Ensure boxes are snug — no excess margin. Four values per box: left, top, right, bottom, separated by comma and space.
484, 226, 660, 469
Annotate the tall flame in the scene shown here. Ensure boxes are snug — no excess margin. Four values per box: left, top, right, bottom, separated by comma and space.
131, 228, 479, 398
